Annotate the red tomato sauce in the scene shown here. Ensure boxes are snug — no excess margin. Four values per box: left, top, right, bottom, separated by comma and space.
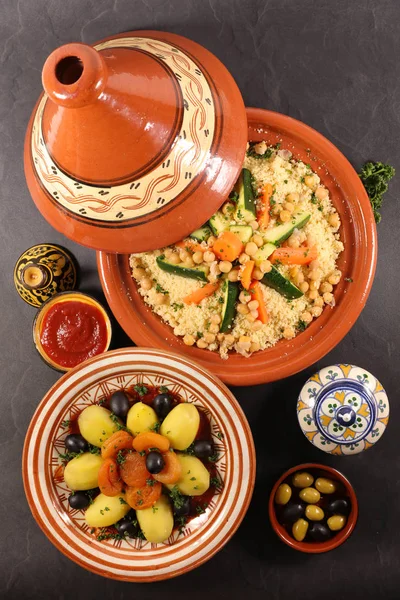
40, 300, 108, 368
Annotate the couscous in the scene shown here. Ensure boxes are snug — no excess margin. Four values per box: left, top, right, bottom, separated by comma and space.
130, 142, 344, 358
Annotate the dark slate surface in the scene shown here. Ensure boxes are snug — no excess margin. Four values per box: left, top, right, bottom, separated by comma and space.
1, 0, 399, 598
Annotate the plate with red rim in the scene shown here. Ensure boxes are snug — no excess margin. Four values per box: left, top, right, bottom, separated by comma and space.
22, 347, 255, 581
97, 107, 377, 386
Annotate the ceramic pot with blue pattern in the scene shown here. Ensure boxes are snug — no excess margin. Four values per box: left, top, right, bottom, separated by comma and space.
297, 365, 389, 455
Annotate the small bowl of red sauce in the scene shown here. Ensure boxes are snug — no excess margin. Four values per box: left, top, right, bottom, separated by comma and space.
33, 291, 112, 372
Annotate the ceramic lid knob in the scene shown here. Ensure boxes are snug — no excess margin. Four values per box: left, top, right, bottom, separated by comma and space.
297, 364, 389, 456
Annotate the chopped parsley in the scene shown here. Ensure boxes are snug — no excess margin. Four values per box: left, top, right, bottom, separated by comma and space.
152, 506, 159, 514
210, 476, 221, 487
310, 192, 318, 205
176, 515, 187, 534
109, 413, 129, 432
119, 497, 127, 505
134, 384, 148, 396
159, 385, 169, 393
171, 302, 184, 311
61, 419, 70, 429
183, 443, 196, 456
146, 478, 156, 486
136, 499, 144, 506
345, 277, 353, 282
116, 450, 126, 465
195, 503, 208, 515
297, 319, 308, 332
169, 485, 185, 509
150, 422, 161, 433
229, 190, 239, 204
208, 451, 219, 463
96, 530, 124, 541
197, 331, 204, 339
216, 431, 224, 440
246, 143, 273, 160
359, 161, 395, 223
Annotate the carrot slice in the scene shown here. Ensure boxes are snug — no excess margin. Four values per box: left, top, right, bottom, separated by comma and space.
270, 246, 318, 265
239, 260, 255, 290
249, 281, 269, 324
153, 451, 182, 485
98, 458, 123, 497
101, 430, 134, 460
119, 452, 150, 487
126, 481, 162, 510
257, 183, 273, 229
213, 231, 244, 262
183, 282, 220, 305
132, 432, 170, 453
175, 240, 205, 253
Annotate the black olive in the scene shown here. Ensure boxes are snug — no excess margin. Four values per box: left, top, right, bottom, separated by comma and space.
325, 497, 351, 516
152, 393, 173, 419
146, 451, 165, 474
193, 440, 214, 458
68, 491, 91, 510
116, 517, 138, 538
65, 434, 88, 454
308, 522, 331, 542
109, 391, 131, 418
281, 502, 306, 524
173, 496, 191, 517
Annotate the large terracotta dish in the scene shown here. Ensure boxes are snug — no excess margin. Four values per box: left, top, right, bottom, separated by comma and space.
98, 108, 377, 386
22, 348, 255, 581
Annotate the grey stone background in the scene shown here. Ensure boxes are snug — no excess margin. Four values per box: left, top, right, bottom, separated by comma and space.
0, 0, 399, 598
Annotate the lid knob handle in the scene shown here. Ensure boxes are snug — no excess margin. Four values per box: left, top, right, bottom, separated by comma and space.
42, 42, 107, 108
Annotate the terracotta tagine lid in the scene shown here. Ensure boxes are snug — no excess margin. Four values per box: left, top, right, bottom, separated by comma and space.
24, 31, 247, 253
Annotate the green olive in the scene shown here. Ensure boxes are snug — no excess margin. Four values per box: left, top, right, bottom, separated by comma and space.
292, 471, 314, 489
327, 515, 346, 531
292, 518, 309, 541
299, 487, 321, 504
305, 504, 324, 521
315, 477, 337, 494
275, 483, 292, 505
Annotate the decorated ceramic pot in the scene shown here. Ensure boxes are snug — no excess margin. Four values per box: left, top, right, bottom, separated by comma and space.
24, 31, 247, 253
297, 365, 389, 455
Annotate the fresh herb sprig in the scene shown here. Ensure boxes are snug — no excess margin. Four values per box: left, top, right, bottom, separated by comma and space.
359, 161, 395, 223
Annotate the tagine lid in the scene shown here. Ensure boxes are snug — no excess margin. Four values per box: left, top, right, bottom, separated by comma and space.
297, 364, 389, 456
24, 30, 247, 254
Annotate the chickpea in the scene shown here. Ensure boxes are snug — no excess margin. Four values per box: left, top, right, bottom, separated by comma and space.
185, 257, 195, 268
309, 259, 320, 270
323, 292, 334, 304
217, 333, 225, 342
154, 292, 167, 305
168, 253, 180, 265
249, 309, 259, 319
179, 249, 190, 262
239, 290, 251, 304
211, 314, 221, 325
192, 251, 204, 265
315, 186, 328, 200
314, 296, 324, 308
245, 242, 258, 256
132, 267, 146, 280
245, 313, 257, 323
309, 280, 319, 291
250, 341, 261, 352
222, 202, 234, 215
328, 213, 340, 228
219, 260, 232, 273
301, 311, 313, 324
164, 247, 174, 258
290, 265, 299, 278
224, 334, 235, 346
228, 269, 240, 282
271, 204, 281, 217
183, 334, 195, 346
252, 234, 264, 248
244, 212, 255, 223
299, 281, 309, 293
294, 272, 305, 286
196, 338, 208, 349
203, 251, 215, 263
251, 320, 263, 332
328, 271, 342, 285
249, 220, 259, 230
311, 306, 323, 318
309, 268, 321, 281
320, 281, 333, 294
248, 300, 259, 312
279, 210, 291, 222
209, 323, 220, 334
287, 234, 301, 248
304, 174, 317, 189
254, 141, 267, 155
286, 192, 299, 203
207, 235, 216, 247
237, 303, 249, 315
308, 290, 319, 300
140, 277, 153, 291
239, 335, 251, 343
283, 327, 295, 340
252, 267, 264, 280
260, 260, 272, 274
284, 201, 295, 213
204, 333, 216, 344
239, 253, 250, 265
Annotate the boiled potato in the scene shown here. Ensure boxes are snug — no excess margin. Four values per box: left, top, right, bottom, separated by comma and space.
78, 405, 120, 447
167, 454, 210, 496
126, 402, 159, 435
136, 495, 174, 543
85, 493, 130, 528
160, 403, 199, 450
63, 452, 103, 491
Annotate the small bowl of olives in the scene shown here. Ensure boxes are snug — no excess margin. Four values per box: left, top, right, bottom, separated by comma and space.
269, 463, 358, 553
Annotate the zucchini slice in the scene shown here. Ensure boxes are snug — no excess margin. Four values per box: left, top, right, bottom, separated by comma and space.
156, 256, 208, 282
254, 243, 276, 266
209, 211, 230, 235
261, 268, 303, 299
263, 212, 311, 245
229, 225, 253, 243
190, 225, 212, 242
220, 281, 239, 333
235, 168, 256, 222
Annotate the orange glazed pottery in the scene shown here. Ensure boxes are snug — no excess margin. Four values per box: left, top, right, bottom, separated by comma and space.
97, 108, 377, 386
24, 31, 247, 253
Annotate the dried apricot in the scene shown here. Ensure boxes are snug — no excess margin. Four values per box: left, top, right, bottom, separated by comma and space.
101, 430, 133, 460
98, 458, 123, 497
132, 432, 170, 453
125, 481, 162, 510
153, 451, 182, 485
119, 452, 150, 487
